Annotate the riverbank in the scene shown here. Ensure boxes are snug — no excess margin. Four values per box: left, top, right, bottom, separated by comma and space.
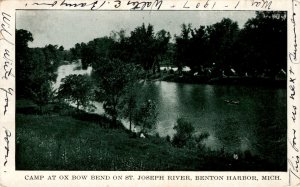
16, 100, 285, 171
58, 61, 287, 89
158, 72, 286, 88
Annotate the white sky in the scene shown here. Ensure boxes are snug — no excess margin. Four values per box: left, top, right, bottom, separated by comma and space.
16, 11, 256, 49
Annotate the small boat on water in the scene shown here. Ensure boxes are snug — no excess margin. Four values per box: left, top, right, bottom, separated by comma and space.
224, 99, 240, 105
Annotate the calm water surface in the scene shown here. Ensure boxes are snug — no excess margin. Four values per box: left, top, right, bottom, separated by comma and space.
55, 62, 287, 159
139, 81, 286, 155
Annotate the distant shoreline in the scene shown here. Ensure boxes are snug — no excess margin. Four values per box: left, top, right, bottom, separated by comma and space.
59, 61, 287, 89
160, 74, 286, 89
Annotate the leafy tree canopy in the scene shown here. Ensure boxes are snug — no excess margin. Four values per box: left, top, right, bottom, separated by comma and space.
57, 74, 94, 111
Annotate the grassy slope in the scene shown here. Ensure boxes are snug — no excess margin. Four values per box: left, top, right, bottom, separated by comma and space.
16, 113, 202, 171
16, 100, 285, 171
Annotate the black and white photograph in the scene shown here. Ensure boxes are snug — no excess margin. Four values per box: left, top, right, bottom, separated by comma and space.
15, 10, 288, 171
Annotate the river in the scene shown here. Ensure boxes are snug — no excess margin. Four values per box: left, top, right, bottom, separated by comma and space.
54, 62, 287, 158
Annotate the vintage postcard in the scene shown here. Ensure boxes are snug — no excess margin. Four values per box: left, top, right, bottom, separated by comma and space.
0, 0, 299, 186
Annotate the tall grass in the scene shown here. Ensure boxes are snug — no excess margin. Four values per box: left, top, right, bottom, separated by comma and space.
16, 100, 285, 171
16, 113, 284, 171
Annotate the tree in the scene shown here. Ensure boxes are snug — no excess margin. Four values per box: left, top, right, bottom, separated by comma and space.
16, 29, 33, 99
43, 44, 61, 74
70, 43, 82, 60
189, 26, 209, 72
26, 48, 57, 112
206, 18, 240, 76
134, 99, 158, 134
129, 23, 156, 73
121, 93, 137, 131
57, 74, 94, 111
109, 30, 133, 63
81, 37, 115, 69
174, 23, 192, 73
172, 118, 195, 147
92, 59, 141, 128
59, 46, 64, 51
129, 24, 170, 74
153, 29, 171, 73
119, 73, 144, 131
238, 11, 287, 77
16, 29, 62, 111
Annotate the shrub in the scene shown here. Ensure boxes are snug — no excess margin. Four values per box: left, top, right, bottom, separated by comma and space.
134, 99, 158, 134
172, 118, 195, 148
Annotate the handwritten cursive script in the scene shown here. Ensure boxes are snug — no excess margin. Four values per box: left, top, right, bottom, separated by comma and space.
288, 65, 299, 185
290, 129, 299, 152
32, 0, 109, 10
2, 49, 14, 80
31, 0, 163, 10
289, 0, 299, 64
251, 0, 272, 10
0, 88, 13, 115
127, 0, 162, 10
0, 11, 14, 174
0, 12, 13, 45
0, 12, 14, 116
3, 127, 11, 167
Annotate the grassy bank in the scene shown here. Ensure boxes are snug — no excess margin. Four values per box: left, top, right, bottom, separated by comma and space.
17, 113, 202, 170
16, 101, 285, 171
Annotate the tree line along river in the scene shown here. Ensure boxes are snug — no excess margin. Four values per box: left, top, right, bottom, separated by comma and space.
54, 62, 287, 160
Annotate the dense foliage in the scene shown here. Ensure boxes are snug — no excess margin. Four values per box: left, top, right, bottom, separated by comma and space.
16, 11, 287, 122
172, 118, 195, 147
57, 74, 94, 111
16, 30, 64, 111
68, 12, 287, 78
15, 11, 287, 171
92, 59, 142, 127
173, 12, 286, 77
